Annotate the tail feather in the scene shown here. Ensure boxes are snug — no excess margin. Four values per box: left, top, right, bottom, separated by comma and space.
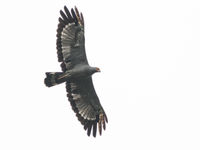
44, 72, 65, 87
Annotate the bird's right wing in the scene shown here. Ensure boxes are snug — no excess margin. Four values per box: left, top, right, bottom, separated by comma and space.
56, 6, 88, 72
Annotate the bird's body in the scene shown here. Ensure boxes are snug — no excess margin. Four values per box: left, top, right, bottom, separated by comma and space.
44, 5, 107, 137
67, 65, 99, 79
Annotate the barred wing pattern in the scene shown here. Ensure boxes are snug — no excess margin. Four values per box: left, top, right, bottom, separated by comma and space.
57, 6, 87, 71
66, 78, 108, 137
56, 6, 108, 137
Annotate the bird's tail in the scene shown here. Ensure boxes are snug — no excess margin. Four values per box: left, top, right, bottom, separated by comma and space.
44, 72, 66, 87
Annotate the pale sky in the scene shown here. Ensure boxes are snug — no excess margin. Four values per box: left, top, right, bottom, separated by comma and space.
0, 0, 200, 150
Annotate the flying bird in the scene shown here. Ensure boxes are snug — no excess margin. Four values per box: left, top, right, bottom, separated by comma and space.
44, 5, 108, 137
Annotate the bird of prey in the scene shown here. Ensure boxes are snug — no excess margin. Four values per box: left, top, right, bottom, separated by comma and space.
44, 5, 108, 137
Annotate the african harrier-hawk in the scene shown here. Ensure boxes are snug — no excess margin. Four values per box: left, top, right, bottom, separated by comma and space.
44, 5, 108, 137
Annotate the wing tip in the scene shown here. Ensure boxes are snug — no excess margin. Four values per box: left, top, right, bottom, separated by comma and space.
74, 105, 108, 137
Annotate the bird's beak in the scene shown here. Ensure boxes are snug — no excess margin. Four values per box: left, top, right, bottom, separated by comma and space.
96, 68, 101, 72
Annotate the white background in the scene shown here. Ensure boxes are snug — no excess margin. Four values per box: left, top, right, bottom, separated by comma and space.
0, 0, 200, 149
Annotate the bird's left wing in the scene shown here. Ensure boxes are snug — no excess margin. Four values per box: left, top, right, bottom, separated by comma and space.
66, 77, 108, 137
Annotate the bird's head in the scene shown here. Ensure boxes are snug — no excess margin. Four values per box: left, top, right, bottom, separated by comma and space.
90, 67, 101, 74
95, 67, 101, 72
